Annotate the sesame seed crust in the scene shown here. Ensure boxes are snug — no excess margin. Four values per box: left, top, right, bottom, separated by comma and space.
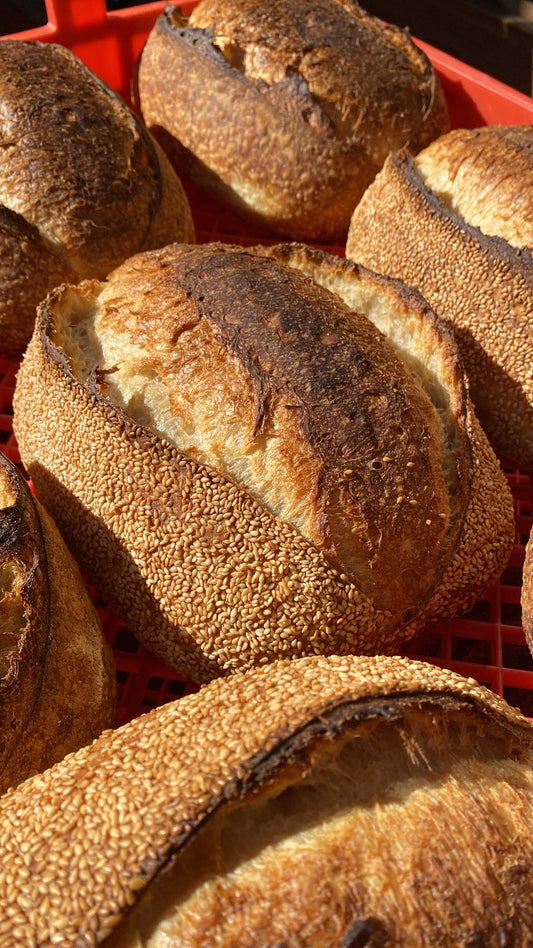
0, 653, 532, 946
12, 242, 514, 680
346, 147, 533, 468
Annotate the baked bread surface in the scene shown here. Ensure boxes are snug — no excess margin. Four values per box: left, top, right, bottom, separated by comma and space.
346, 126, 533, 467
522, 531, 533, 655
136, 0, 449, 241
0, 451, 116, 793
12, 242, 514, 680
0, 39, 195, 355
2, 654, 533, 946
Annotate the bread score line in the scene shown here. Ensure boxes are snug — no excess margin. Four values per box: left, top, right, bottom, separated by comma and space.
136, 0, 449, 242
346, 124, 533, 469
13, 242, 514, 682
0, 451, 116, 794
2, 653, 533, 947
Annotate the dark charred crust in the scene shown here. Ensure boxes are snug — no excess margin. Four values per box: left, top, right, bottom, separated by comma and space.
166, 245, 437, 491
161, 7, 243, 79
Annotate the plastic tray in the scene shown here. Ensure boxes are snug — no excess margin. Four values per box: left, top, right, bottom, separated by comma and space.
3, 0, 533, 724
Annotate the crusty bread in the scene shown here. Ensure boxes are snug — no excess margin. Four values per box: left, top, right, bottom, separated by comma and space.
0, 39, 195, 356
522, 531, 533, 656
346, 125, 533, 468
136, 0, 449, 242
12, 242, 513, 681
0, 451, 116, 793
2, 653, 533, 946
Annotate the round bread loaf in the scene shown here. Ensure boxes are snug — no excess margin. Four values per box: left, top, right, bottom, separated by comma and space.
0, 39, 195, 356
0, 451, 116, 794
2, 653, 533, 946
12, 242, 513, 681
346, 124, 533, 468
135, 0, 449, 242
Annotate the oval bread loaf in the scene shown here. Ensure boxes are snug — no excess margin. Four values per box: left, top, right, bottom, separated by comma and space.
0, 39, 195, 356
2, 654, 533, 946
12, 242, 514, 681
346, 125, 533, 468
136, 0, 449, 242
0, 451, 116, 794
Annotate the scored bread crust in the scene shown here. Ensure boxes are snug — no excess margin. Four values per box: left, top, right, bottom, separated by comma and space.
346, 137, 533, 468
12, 243, 513, 681
1, 654, 533, 946
136, 0, 449, 242
0, 452, 116, 794
0, 39, 195, 355
264, 242, 515, 635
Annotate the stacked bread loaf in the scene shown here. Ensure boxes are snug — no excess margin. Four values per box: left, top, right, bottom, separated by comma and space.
346, 125, 533, 469
0, 0, 532, 943
135, 0, 449, 241
0, 451, 116, 794
0, 39, 195, 355
2, 654, 533, 946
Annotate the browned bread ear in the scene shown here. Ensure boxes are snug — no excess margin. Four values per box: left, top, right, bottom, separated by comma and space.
0, 451, 116, 793
12, 242, 513, 681
346, 126, 533, 468
136, 0, 448, 242
2, 654, 533, 946
0, 39, 195, 356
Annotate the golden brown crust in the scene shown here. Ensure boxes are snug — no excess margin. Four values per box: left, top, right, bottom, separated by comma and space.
346, 149, 533, 468
12, 243, 513, 680
0, 39, 195, 356
522, 531, 533, 654
0, 452, 116, 794
137, 0, 448, 242
1, 654, 533, 946
262, 242, 515, 631
415, 125, 533, 249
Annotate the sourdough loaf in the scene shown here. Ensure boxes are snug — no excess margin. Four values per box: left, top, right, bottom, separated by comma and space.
2, 653, 533, 946
523, 531, 533, 656
0, 39, 195, 356
136, 0, 449, 242
12, 242, 513, 681
0, 451, 116, 793
346, 125, 533, 468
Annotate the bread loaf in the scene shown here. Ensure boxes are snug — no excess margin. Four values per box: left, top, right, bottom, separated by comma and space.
0, 451, 116, 793
2, 653, 533, 946
136, 0, 449, 242
522, 531, 533, 656
346, 125, 533, 468
0, 39, 195, 356
12, 242, 514, 681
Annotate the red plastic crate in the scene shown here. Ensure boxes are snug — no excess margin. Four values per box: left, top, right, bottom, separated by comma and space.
3, 0, 533, 724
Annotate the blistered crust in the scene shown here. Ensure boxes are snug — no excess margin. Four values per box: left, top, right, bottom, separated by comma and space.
0, 39, 195, 355
137, 0, 448, 241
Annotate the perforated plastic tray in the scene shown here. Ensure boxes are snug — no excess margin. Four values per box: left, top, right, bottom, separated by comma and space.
3, 0, 533, 724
